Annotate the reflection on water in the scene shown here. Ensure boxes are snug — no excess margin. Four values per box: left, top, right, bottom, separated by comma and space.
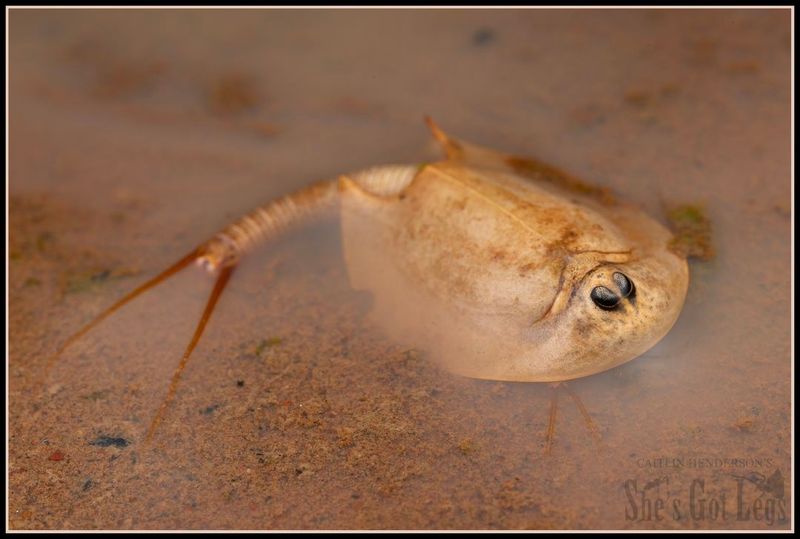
9, 8, 791, 530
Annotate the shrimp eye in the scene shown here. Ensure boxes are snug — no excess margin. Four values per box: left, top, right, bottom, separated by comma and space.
590, 286, 620, 310
613, 272, 635, 298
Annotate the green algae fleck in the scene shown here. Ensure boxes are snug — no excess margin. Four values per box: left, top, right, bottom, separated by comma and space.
666, 204, 714, 260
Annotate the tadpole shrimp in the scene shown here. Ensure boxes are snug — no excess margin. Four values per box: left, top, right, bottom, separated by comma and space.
44, 117, 700, 452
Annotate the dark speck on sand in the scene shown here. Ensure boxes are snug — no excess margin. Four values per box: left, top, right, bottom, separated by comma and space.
89, 436, 130, 448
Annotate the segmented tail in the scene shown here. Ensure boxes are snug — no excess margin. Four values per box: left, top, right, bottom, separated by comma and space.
45, 179, 339, 444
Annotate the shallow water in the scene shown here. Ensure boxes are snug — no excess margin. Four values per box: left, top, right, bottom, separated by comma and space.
8, 8, 792, 530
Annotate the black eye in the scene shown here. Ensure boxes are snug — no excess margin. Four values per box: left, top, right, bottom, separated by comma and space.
613, 272, 635, 298
590, 286, 620, 310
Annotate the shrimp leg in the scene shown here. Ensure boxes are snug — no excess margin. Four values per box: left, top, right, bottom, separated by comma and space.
544, 383, 559, 456
45, 180, 339, 443
42, 248, 200, 378
144, 263, 234, 443
543, 382, 601, 455
562, 381, 602, 445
